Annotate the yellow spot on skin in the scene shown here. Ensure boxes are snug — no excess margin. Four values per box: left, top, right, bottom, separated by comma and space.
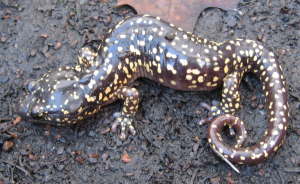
180, 59, 188, 66
103, 96, 108, 102
107, 64, 113, 75
213, 76, 219, 82
157, 64, 162, 74
85, 95, 96, 102
223, 88, 228, 94
123, 66, 129, 74
186, 75, 193, 80
98, 93, 103, 100
213, 67, 220, 71
105, 87, 111, 94
224, 58, 230, 64
224, 65, 229, 73
191, 69, 200, 75
264, 151, 268, 158
226, 45, 232, 51
197, 76, 204, 83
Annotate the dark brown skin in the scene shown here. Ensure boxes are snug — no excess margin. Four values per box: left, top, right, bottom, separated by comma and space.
18, 15, 289, 165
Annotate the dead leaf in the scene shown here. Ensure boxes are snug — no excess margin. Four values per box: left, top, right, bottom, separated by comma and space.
116, 0, 239, 31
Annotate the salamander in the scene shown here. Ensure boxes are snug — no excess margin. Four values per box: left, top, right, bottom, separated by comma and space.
17, 15, 289, 165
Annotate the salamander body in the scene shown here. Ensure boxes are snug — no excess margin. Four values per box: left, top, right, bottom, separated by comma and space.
18, 15, 289, 165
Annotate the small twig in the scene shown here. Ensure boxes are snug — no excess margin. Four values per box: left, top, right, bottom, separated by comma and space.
0, 159, 32, 177
0, 116, 22, 133
213, 149, 240, 174
284, 167, 300, 173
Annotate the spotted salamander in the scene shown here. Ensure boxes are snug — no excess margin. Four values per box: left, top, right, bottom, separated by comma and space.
18, 15, 289, 165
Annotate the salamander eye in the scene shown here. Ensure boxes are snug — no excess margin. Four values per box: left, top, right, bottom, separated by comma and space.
26, 80, 38, 92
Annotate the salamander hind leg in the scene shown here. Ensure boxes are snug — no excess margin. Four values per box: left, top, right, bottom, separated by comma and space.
111, 86, 140, 140
199, 72, 242, 133
213, 72, 242, 116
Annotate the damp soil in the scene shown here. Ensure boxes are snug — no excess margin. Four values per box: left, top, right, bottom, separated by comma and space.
0, 0, 300, 183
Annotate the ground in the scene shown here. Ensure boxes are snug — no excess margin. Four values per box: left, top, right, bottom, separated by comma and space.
0, 0, 299, 183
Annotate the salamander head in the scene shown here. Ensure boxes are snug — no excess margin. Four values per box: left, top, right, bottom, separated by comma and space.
17, 67, 92, 125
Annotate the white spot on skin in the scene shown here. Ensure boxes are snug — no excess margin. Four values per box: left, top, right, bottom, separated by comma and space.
179, 59, 188, 66
272, 72, 279, 79
93, 70, 99, 76
106, 64, 113, 75
152, 48, 157, 54
120, 34, 126, 39
139, 40, 145, 46
148, 35, 153, 41
117, 46, 123, 52
130, 45, 135, 52
155, 55, 160, 62
136, 18, 142, 24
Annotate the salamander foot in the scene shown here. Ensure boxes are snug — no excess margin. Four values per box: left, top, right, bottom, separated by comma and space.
111, 112, 136, 140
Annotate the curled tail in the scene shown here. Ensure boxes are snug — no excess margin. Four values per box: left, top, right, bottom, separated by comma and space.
208, 39, 289, 164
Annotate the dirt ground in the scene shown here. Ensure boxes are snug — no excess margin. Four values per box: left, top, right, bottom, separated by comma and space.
0, 0, 299, 183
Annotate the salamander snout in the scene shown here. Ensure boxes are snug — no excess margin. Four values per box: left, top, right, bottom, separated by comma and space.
17, 67, 90, 124
17, 92, 36, 120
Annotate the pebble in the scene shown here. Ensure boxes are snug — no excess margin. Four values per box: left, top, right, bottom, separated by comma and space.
30, 49, 37, 57
2, 140, 14, 151
54, 42, 62, 50
258, 104, 264, 110
56, 164, 65, 171
102, 152, 109, 161
40, 34, 49, 38
0, 36, 7, 43
88, 130, 96, 137
88, 157, 98, 164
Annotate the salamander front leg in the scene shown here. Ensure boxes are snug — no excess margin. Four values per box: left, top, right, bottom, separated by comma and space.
111, 86, 140, 140
75, 46, 99, 72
